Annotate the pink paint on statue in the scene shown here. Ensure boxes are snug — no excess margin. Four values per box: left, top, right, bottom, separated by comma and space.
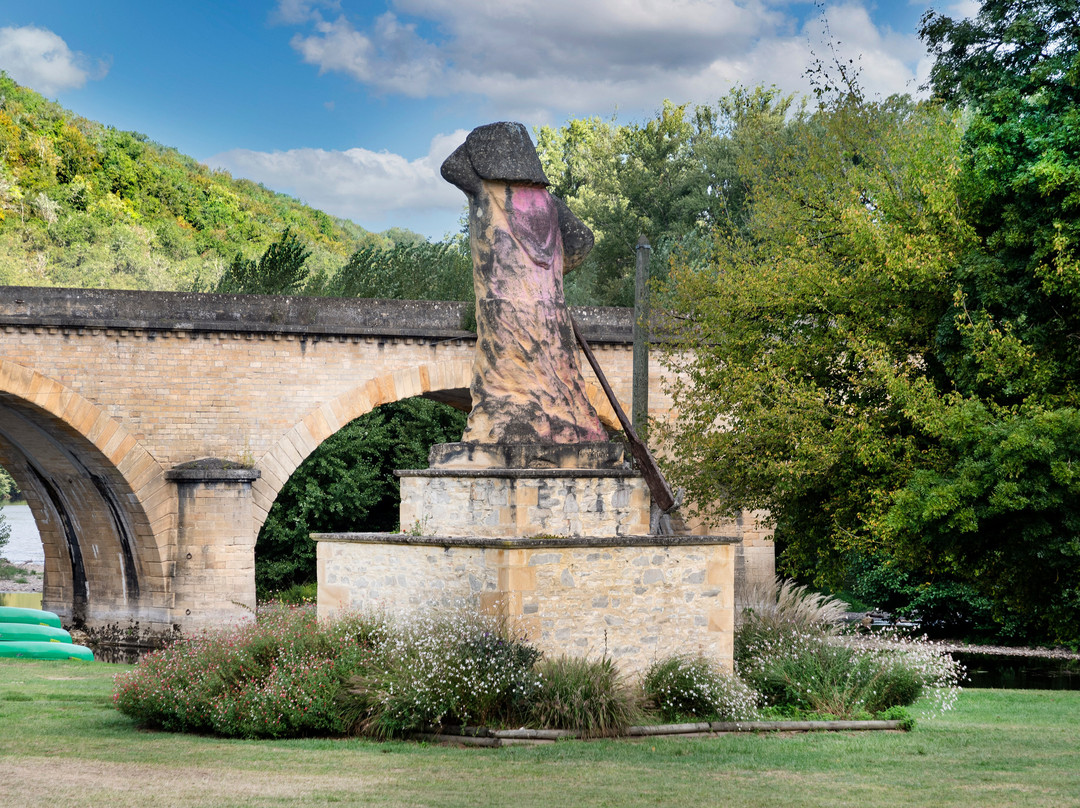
441, 122, 608, 445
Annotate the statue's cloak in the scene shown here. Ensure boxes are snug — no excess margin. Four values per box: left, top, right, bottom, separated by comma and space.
441, 122, 607, 444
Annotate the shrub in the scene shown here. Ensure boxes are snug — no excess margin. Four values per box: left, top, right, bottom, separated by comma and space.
113, 605, 383, 738
736, 627, 962, 719
642, 655, 759, 723
734, 577, 961, 720
736, 577, 849, 641
336, 609, 541, 738
265, 582, 318, 605
529, 655, 640, 738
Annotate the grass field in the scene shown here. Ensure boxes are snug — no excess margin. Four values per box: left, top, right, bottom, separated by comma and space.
1, 658, 1078, 808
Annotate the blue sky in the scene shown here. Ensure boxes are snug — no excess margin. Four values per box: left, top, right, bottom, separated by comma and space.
0, 1, 977, 239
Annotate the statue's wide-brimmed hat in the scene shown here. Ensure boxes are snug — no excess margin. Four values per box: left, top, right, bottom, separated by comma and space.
441, 122, 549, 192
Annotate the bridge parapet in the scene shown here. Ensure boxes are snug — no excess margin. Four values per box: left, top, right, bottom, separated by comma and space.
0, 286, 633, 344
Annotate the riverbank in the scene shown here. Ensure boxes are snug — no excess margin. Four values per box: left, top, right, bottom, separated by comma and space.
0, 560, 44, 593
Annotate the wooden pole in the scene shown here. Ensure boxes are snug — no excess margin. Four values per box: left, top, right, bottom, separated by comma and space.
632, 235, 651, 435
570, 314, 675, 514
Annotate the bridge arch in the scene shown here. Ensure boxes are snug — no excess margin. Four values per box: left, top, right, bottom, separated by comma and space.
251, 359, 623, 524
0, 359, 171, 626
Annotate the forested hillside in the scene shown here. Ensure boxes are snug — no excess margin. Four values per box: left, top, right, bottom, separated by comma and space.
0, 72, 384, 291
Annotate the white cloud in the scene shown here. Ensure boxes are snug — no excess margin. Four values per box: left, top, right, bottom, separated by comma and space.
285, 0, 930, 118
206, 130, 468, 236
0, 25, 106, 95
944, 1, 981, 19
291, 12, 445, 96
272, 0, 342, 25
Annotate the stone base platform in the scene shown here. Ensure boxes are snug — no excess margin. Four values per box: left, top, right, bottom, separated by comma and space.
313, 532, 739, 677
398, 441, 651, 538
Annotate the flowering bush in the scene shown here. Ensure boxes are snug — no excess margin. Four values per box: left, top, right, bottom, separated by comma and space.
642, 655, 759, 722
114, 592, 958, 741
734, 577, 962, 719
336, 610, 541, 738
113, 605, 382, 738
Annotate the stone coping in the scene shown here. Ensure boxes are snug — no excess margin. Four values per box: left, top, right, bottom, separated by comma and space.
165, 458, 261, 483
0, 285, 635, 344
428, 441, 630, 470
311, 531, 740, 548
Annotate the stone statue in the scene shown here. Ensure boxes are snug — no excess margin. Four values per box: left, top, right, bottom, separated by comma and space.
441, 122, 608, 445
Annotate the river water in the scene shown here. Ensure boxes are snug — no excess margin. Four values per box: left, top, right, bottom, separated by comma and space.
0, 503, 44, 564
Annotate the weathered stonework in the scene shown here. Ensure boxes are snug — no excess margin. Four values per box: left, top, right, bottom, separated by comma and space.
315, 533, 738, 676
0, 286, 775, 632
398, 471, 652, 538
165, 460, 259, 626
399, 442, 651, 538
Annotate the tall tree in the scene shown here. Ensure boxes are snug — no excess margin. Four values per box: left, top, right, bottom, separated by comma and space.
327, 239, 472, 302
658, 89, 971, 604
214, 227, 312, 295
535, 90, 796, 306
660, 7, 1080, 644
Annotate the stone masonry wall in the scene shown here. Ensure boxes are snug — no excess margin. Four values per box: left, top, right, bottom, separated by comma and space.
317, 534, 738, 677
399, 472, 652, 538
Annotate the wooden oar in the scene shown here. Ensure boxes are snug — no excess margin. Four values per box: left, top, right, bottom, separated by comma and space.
570, 314, 676, 514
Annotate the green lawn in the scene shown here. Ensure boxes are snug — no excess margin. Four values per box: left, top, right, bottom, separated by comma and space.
1, 658, 1078, 808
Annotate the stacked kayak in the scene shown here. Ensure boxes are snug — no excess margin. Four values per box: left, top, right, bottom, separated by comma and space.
0, 606, 94, 661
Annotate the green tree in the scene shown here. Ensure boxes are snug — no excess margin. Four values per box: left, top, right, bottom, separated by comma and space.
0, 466, 16, 502
535, 90, 796, 306
920, 0, 1080, 401
326, 239, 472, 302
255, 398, 466, 596
661, 34, 1080, 645
214, 228, 312, 295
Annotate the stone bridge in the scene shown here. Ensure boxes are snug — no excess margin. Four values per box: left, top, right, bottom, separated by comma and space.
0, 286, 769, 633
0, 286, 774, 632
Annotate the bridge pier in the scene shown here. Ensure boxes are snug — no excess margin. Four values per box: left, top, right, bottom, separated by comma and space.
166, 460, 260, 628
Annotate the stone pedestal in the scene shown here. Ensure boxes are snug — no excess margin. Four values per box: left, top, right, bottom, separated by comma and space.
315, 442, 739, 676
398, 442, 650, 539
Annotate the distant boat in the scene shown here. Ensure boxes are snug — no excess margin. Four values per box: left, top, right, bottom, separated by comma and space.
0, 641, 94, 661
0, 606, 61, 627
0, 607, 93, 661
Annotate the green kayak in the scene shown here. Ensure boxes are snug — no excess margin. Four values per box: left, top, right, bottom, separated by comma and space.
0, 622, 73, 643
0, 641, 94, 661
0, 606, 63, 628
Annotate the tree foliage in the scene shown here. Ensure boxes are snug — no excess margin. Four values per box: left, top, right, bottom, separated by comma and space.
659, 59, 1080, 645
0, 72, 381, 290
326, 238, 472, 302
213, 228, 313, 295
0, 466, 17, 502
535, 90, 796, 306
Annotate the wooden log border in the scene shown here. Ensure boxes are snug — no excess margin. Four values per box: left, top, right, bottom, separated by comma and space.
411, 719, 907, 746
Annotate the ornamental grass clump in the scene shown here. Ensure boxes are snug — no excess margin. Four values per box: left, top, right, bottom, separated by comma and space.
529, 655, 640, 738
735, 577, 962, 719
642, 654, 759, 723
113, 604, 384, 738
336, 609, 541, 739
